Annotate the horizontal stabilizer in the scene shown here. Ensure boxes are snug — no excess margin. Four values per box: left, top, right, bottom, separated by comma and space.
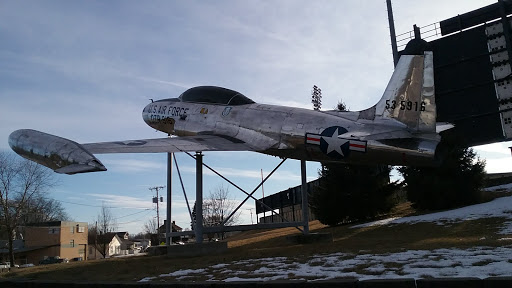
436, 122, 455, 133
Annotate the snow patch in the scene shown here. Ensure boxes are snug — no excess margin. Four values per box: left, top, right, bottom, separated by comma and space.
352, 196, 512, 234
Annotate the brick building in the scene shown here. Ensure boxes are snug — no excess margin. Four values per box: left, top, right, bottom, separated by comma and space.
23, 221, 88, 264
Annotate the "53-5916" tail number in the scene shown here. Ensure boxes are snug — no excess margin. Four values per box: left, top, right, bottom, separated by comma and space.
386, 100, 426, 112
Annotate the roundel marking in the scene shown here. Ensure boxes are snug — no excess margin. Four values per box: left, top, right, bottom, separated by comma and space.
319, 126, 350, 159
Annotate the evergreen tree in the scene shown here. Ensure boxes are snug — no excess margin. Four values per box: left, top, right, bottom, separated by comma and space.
308, 98, 399, 226
399, 135, 486, 210
310, 164, 400, 226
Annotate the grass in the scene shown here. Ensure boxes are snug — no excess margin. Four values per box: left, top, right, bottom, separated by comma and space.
1, 201, 511, 282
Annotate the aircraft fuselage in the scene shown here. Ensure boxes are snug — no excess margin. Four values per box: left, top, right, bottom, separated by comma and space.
142, 100, 438, 166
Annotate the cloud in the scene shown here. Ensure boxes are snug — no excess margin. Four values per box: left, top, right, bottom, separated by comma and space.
134, 76, 192, 90
474, 142, 511, 157
100, 159, 166, 173
86, 193, 153, 209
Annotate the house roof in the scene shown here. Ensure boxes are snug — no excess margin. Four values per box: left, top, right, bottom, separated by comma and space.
158, 222, 182, 233
115, 232, 128, 238
119, 238, 134, 246
88, 232, 119, 245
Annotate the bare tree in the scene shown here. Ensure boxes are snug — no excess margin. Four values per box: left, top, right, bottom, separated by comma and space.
90, 204, 118, 258
203, 185, 240, 240
19, 196, 70, 224
143, 218, 158, 235
97, 204, 117, 234
0, 152, 55, 267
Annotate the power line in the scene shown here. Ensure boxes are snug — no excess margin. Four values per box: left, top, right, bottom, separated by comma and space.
117, 211, 153, 226
55, 199, 150, 210
113, 209, 151, 221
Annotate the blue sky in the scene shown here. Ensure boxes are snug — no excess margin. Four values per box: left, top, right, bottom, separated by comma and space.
1, 0, 508, 234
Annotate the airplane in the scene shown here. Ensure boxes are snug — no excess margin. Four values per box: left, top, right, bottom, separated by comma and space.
8, 50, 449, 175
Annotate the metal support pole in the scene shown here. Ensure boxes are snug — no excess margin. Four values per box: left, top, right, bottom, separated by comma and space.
166, 153, 172, 246
184, 152, 295, 228
386, 0, 399, 67
413, 24, 421, 40
174, 156, 194, 224
195, 152, 204, 243
301, 160, 309, 235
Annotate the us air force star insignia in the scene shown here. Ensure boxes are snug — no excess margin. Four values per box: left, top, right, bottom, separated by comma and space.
319, 126, 350, 159
306, 126, 367, 159
322, 128, 349, 156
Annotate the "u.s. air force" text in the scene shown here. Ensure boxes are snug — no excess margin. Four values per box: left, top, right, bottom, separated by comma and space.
144, 105, 189, 117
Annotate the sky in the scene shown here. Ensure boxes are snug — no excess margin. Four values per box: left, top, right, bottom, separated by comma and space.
0, 0, 508, 234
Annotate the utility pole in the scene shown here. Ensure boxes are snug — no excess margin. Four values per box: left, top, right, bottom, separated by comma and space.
149, 186, 165, 244
166, 152, 173, 246
247, 208, 254, 224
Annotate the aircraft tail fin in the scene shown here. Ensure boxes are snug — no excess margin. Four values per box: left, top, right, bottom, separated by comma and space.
359, 51, 436, 133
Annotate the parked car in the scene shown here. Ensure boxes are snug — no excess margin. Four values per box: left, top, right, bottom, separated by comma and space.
0, 262, 18, 268
39, 256, 68, 265
19, 263, 34, 268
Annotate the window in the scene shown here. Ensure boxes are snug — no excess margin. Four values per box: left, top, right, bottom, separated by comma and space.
77, 226, 85, 233
70, 240, 75, 248
70, 227, 74, 234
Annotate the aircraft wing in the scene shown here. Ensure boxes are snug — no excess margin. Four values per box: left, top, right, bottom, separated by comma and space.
82, 135, 255, 154
8, 129, 255, 175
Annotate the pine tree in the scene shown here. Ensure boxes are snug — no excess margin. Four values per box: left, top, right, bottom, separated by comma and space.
310, 164, 400, 226
399, 135, 486, 210
308, 98, 399, 226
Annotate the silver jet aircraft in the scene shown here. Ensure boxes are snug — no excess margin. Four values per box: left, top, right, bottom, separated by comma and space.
9, 51, 447, 174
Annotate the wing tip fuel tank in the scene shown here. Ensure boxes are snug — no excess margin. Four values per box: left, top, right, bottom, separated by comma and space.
8, 129, 106, 175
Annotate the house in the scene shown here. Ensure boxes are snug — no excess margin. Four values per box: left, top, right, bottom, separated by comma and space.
0, 221, 88, 265
115, 232, 135, 253
88, 232, 122, 260
154, 221, 183, 244
88, 231, 137, 259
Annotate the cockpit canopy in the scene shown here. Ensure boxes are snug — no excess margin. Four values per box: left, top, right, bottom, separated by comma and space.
178, 86, 255, 105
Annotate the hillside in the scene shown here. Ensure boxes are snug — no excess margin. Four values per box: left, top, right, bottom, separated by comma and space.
2, 188, 512, 282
